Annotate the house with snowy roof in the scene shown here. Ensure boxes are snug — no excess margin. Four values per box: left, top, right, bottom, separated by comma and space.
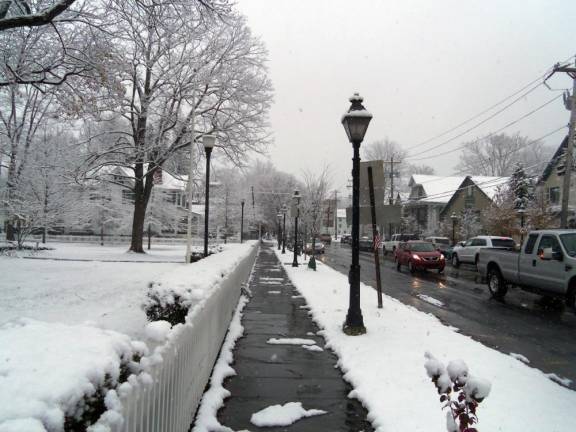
77, 165, 210, 236
405, 174, 508, 235
536, 135, 576, 226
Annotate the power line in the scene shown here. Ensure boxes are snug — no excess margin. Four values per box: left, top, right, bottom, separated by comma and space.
412, 125, 567, 187
405, 82, 543, 154
404, 54, 575, 154
406, 94, 563, 162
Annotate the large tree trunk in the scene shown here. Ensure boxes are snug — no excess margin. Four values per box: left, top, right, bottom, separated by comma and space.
129, 163, 155, 253
129, 194, 147, 253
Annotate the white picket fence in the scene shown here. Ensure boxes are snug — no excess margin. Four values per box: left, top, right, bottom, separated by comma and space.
118, 244, 257, 432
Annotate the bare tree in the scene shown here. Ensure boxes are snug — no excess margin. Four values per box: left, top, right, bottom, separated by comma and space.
0, 0, 77, 31
300, 167, 331, 246
457, 133, 552, 176
363, 137, 434, 198
0, 83, 56, 239
77, 2, 272, 252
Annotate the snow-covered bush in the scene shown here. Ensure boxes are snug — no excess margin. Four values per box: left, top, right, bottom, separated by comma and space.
424, 352, 491, 432
143, 282, 190, 325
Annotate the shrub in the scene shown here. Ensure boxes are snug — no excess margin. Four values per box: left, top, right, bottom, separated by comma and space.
424, 352, 491, 432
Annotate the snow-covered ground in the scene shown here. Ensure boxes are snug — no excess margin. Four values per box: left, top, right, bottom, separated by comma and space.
0, 242, 256, 431
276, 249, 576, 432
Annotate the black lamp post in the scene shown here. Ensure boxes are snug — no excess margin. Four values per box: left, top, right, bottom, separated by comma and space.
282, 204, 287, 254
341, 92, 372, 336
517, 203, 526, 246
240, 199, 245, 243
203, 135, 216, 257
450, 212, 458, 247
292, 190, 301, 267
277, 213, 282, 250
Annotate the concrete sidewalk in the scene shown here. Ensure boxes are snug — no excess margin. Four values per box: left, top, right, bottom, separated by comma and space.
217, 245, 373, 431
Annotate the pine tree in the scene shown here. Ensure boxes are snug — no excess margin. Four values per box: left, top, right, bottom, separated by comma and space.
509, 163, 533, 210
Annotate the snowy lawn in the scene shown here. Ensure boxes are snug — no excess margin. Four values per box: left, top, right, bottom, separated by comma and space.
0, 242, 257, 431
4, 241, 207, 262
276, 249, 576, 432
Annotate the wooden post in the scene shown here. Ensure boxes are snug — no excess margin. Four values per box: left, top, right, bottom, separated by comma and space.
368, 167, 383, 308
147, 223, 151, 250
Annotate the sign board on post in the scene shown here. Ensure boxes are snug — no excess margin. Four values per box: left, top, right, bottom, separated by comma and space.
346, 160, 402, 226
359, 160, 385, 206
346, 205, 402, 226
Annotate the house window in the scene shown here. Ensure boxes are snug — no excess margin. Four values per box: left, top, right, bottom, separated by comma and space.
548, 187, 560, 205
164, 191, 177, 204
122, 189, 135, 204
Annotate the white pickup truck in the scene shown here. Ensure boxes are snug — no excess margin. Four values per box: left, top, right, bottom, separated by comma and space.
382, 233, 418, 255
477, 229, 576, 311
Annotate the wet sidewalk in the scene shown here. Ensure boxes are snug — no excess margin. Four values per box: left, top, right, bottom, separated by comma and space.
217, 245, 373, 431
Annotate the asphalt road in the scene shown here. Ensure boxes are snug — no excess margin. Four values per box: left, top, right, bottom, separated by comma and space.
318, 242, 576, 390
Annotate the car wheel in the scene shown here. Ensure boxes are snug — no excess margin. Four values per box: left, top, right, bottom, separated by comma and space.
396, 261, 401, 271
488, 267, 507, 300
408, 260, 416, 274
451, 253, 460, 268
437, 267, 444, 274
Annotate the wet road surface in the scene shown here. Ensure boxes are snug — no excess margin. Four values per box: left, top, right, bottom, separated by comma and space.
319, 242, 576, 390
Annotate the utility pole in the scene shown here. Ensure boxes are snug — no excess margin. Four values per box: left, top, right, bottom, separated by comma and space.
383, 158, 401, 238
334, 190, 338, 239
545, 60, 576, 228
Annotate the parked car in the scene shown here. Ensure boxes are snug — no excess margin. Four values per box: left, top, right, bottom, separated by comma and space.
382, 233, 419, 255
340, 234, 351, 244
305, 241, 325, 254
359, 236, 374, 251
477, 230, 576, 309
395, 241, 446, 273
424, 236, 451, 256
319, 233, 332, 244
451, 235, 515, 268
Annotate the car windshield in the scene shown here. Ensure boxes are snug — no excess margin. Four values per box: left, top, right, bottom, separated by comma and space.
492, 239, 515, 248
560, 233, 576, 257
409, 243, 435, 252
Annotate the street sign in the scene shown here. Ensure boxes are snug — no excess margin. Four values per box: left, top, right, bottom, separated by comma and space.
359, 160, 385, 206
346, 204, 401, 225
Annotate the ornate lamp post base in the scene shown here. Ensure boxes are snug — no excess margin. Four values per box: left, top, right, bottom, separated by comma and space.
342, 322, 367, 336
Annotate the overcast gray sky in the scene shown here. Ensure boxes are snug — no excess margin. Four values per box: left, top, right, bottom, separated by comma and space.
236, 0, 575, 192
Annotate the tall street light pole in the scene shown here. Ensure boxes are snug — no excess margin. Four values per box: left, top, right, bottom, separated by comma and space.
292, 190, 301, 267
203, 135, 216, 257
341, 93, 372, 336
277, 213, 282, 250
240, 199, 245, 243
282, 204, 287, 254
185, 100, 197, 264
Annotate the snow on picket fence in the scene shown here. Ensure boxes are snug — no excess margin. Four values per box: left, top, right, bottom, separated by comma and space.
111, 242, 258, 432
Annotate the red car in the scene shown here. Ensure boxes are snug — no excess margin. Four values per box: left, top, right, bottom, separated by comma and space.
395, 241, 446, 273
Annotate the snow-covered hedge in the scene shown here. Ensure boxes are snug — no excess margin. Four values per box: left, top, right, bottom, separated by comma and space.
0, 319, 147, 432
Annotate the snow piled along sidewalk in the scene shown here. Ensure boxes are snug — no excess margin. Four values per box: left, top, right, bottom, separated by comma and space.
0, 242, 256, 432
277, 249, 576, 432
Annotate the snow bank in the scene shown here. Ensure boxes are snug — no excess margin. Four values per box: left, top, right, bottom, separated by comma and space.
192, 295, 249, 432
276, 249, 576, 432
0, 319, 147, 431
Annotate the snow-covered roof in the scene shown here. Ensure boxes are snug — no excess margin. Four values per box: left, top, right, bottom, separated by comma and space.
409, 175, 509, 204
